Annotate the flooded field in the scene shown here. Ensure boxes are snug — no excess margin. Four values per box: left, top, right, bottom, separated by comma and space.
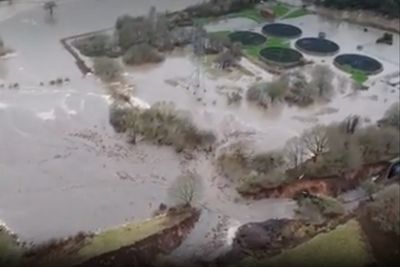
0, 0, 399, 261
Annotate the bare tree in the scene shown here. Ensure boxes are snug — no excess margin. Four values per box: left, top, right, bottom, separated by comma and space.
168, 171, 204, 206
311, 65, 334, 99
267, 76, 288, 103
43, 1, 57, 17
301, 125, 329, 159
285, 136, 306, 169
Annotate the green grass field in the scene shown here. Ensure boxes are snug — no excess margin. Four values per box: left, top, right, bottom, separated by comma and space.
282, 8, 310, 19
228, 8, 265, 23
343, 65, 369, 85
78, 212, 191, 260
246, 220, 372, 267
273, 3, 291, 17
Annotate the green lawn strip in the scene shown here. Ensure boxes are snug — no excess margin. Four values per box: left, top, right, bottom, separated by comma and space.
282, 8, 310, 19
263, 219, 373, 267
77, 211, 192, 261
227, 8, 265, 23
194, 7, 263, 26
0, 227, 22, 266
343, 65, 368, 85
243, 44, 265, 59
273, 3, 291, 17
266, 37, 290, 48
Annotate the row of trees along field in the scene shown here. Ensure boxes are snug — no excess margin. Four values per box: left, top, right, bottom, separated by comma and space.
313, 0, 400, 18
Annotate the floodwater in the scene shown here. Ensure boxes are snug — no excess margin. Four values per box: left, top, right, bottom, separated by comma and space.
0, 0, 399, 262
0, 0, 296, 247
205, 17, 258, 32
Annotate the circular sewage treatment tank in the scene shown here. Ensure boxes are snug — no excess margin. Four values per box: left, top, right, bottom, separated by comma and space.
228, 31, 266, 46
295, 37, 340, 56
262, 23, 302, 39
334, 54, 383, 75
259, 47, 303, 66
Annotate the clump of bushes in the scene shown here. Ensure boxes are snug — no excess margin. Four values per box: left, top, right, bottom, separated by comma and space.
366, 184, 400, 235
295, 194, 345, 224
217, 140, 289, 191
246, 76, 288, 108
72, 34, 114, 57
378, 102, 399, 130
122, 43, 164, 65
92, 57, 123, 82
284, 65, 336, 107
109, 102, 215, 151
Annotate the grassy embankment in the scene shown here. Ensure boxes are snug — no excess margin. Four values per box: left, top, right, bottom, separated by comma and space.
243, 219, 373, 267
2, 209, 194, 267
0, 227, 22, 267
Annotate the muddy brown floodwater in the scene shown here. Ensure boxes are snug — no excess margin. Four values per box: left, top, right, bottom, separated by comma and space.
0, 0, 399, 262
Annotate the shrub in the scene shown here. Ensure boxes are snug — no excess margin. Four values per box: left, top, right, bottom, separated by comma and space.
117, 102, 215, 151
246, 82, 270, 109
217, 143, 289, 191
379, 102, 400, 130
122, 43, 164, 65
93, 57, 122, 82
366, 184, 400, 235
72, 34, 113, 57
168, 171, 204, 206
355, 125, 399, 163
310, 65, 334, 100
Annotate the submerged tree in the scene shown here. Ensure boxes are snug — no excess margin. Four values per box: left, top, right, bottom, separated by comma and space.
43, 1, 57, 17
285, 136, 307, 169
168, 171, 204, 206
301, 124, 329, 159
311, 64, 334, 99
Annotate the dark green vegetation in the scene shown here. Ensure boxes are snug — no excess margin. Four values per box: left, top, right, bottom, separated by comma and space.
316, 0, 400, 18
0, 227, 21, 267
259, 220, 372, 267
109, 102, 215, 152
259, 47, 303, 65
185, 0, 259, 19
295, 194, 345, 224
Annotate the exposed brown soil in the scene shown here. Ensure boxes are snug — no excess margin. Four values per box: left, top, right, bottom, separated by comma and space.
239, 161, 390, 200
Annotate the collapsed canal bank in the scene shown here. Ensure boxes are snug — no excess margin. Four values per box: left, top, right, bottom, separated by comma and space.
21, 207, 200, 267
